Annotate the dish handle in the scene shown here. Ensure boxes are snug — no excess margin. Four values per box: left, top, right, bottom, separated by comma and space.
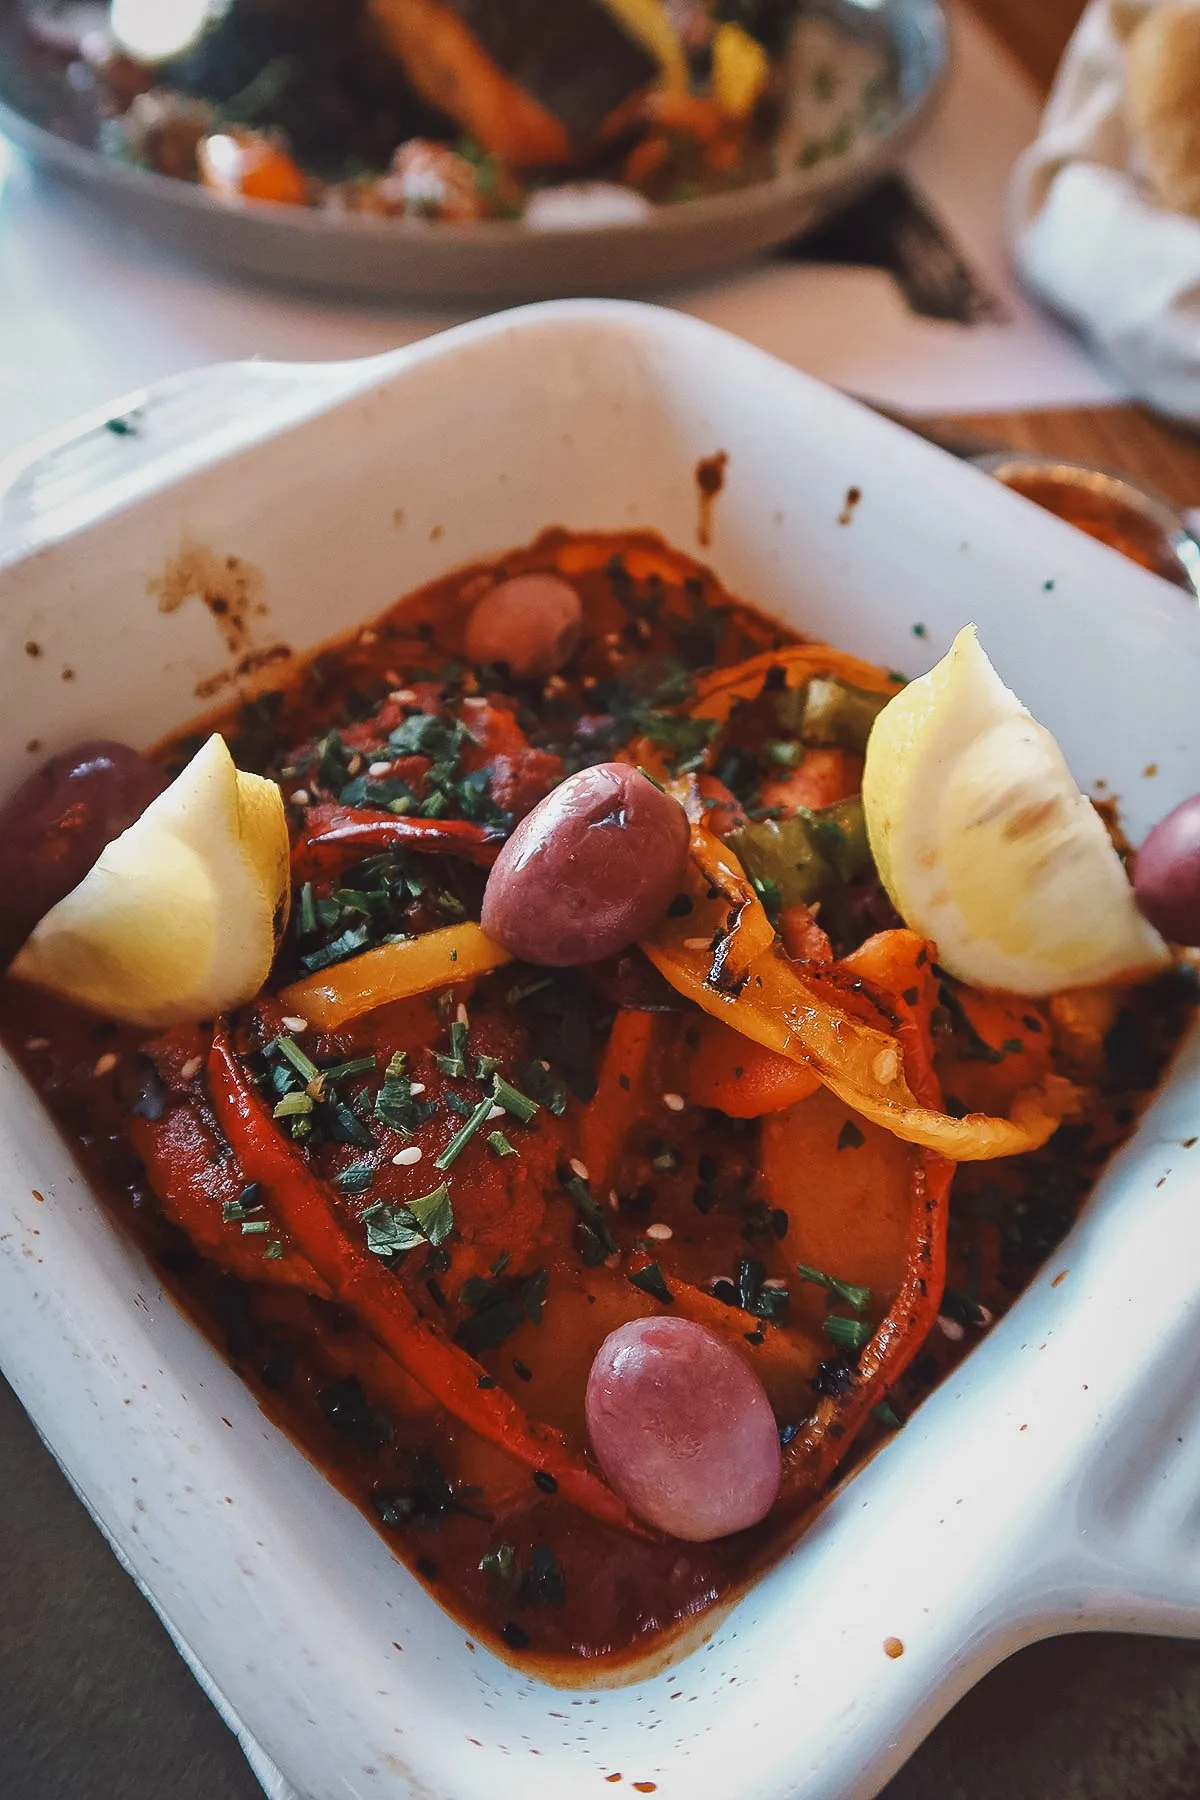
0, 355, 396, 561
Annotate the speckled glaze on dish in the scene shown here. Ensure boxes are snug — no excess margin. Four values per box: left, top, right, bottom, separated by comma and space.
0, 302, 1198, 1800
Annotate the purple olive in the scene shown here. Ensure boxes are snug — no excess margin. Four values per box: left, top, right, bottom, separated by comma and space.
481, 763, 689, 966
464, 573, 583, 679
0, 741, 168, 964
1134, 794, 1200, 946
585, 1317, 782, 1541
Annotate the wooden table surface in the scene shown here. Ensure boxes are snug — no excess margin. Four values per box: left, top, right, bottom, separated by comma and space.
943, 0, 1200, 509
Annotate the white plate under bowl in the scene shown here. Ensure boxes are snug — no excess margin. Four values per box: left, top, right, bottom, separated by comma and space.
0, 0, 946, 299
0, 301, 1198, 1800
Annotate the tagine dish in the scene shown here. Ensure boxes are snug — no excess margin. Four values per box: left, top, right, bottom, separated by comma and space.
2, 528, 1195, 1668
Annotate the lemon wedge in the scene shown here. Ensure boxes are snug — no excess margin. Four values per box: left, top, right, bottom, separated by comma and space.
11, 734, 290, 1027
862, 626, 1170, 996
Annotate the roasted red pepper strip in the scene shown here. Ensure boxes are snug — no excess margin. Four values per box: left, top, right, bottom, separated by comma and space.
206, 1023, 646, 1537
779, 932, 952, 1504
293, 804, 504, 881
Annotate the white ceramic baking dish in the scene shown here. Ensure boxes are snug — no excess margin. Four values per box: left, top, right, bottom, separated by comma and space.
0, 302, 1198, 1800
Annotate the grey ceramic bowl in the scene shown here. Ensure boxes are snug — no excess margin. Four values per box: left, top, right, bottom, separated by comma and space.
0, 0, 947, 300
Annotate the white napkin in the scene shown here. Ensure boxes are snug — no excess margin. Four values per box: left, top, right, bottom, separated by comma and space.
1010, 0, 1200, 422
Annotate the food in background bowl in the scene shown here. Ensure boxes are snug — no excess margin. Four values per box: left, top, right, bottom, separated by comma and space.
2, 529, 1195, 1665
23, 0, 894, 222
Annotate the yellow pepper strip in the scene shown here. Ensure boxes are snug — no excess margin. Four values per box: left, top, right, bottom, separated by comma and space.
277, 923, 510, 1031
689, 644, 902, 726
641, 852, 1078, 1163
711, 22, 770, 121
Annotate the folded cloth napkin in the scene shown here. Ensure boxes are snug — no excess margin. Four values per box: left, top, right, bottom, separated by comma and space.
1010, 0, 1200, 422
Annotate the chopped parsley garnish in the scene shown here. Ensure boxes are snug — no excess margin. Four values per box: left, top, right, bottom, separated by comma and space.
300, 923, 372, 974
274, 1034, 320, 1084
628, 1262, 673, 1305
492, 1073, 538, 1123
824, 1314, 873, 1354
518, 1059, 568, 1116
362, 1185, 453, 1259
273, 1090, 314, 1119
455, 1267, 548, 1355
796, 1263, 871, 1314
561, 1169, 619, 1267
435, 1020, 469, 1078
298, 882, 318, 938
222, 1184, 262, 1225
434, 1091, 497, 1171
736, 1256, 790, 1323
375, 1051, 435, 1137
363, 1203, 427, 1259
479, 1543, 516, 1582
333, 1161, 375, 1196
405, 1183, 454, 1246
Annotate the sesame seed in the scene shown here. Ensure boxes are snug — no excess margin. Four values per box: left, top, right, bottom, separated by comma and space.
93, 1052, 118, 1077
290, 789, 309, 806
455, 1002, 470, 1027
384, 669, 402, 686
24, 1037, 49, 1052
582, 676, 597, 690
358, 627, 378, 645
937, 1315, 965, 1342
662, 1092, 686, 1113
604, 631, 621, 648
762, 1277, 788, 1291
487, 1105, 505, 1122
347, 755, 363, 776
683, 937, 711, 951
281, 1016, 308, 1033
872, 1047, 899, 1084
569, 1158, 590, 1181
646, 1222, 673, 1241
409, 1082, 427, 1097
368, 760, 392, 777
393, 1146, 423, 1166
604, 1252, 621, 1270
977, 1305, 994, 1326
608, 1189, 620, 1210
390, 688, 417, 704
179, 1056, 202, 1083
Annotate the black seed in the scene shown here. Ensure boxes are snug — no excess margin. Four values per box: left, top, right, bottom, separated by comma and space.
771, 1208, 789, 1239
477, 1374, 497, 1389
744, 1330, 765, 1346
812, 1358, 855, 1397
666, 892, 694, 918
512, 1359, 533, 1382
502, 1622, 530, 1650
533, 1471, 558, 1494
712, 1278, 739, 1307
697, 1152, 718, 1183
693, 1184, 717, 1214
416, 1557, 437, 1581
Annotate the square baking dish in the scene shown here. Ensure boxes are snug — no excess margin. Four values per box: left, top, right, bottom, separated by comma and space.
1, 301, 1198, 1800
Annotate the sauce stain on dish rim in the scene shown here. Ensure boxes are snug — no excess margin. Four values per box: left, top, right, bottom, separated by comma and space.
147, 535, 294, 698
